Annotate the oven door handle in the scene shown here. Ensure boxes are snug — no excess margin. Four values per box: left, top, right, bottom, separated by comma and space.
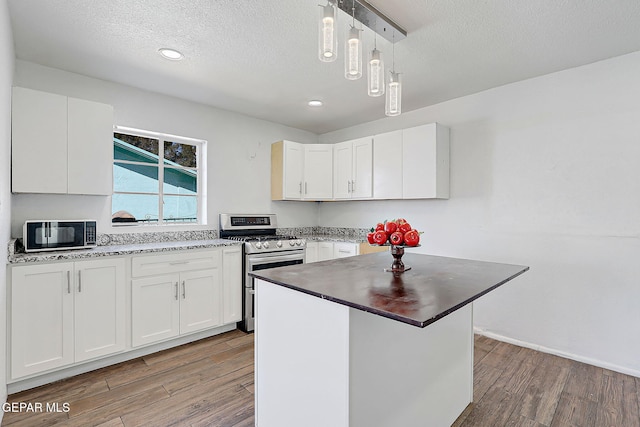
248, 252, 305, 265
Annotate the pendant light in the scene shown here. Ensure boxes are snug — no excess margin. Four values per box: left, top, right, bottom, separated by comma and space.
367, 32, 384, 97
385, 72, 401, 116
385, 35, 402, 116
319, 0, 337, 62
345, 0, 362, 80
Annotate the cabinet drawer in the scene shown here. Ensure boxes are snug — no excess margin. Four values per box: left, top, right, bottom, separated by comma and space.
132, 250, 221, 278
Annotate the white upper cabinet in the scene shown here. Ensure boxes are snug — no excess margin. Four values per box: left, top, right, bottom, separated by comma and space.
373, 124, 450, 200
11, 87, 68, 194
272, 140, 333, 200
303, 144, 333, 199
333, 141, 353, 199
67, 97, 114, 195
11, 87, 114, 195
334, 137, 372, 199
402, 123, 450, 199
271, 123, 449, 202
372, 130, 403, 199
282, 140, 305, 199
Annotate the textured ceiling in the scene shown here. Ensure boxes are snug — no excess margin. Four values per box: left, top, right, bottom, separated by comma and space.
7, 0, 640, 134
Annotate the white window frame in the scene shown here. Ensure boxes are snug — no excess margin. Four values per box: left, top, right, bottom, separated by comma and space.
112, 125, 207, 227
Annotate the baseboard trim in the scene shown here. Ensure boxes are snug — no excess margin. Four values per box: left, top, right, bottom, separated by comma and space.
7, 323, 237, 394
474, 327, 640, 379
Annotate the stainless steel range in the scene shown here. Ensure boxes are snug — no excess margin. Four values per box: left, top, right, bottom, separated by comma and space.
219, 213, 306, 332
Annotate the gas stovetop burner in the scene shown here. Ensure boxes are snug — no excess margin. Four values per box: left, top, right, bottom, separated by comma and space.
219, 213, 306, 253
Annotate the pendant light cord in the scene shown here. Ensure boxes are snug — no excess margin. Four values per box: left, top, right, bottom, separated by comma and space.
392, 32, 395, 72
351, 0, 356, 28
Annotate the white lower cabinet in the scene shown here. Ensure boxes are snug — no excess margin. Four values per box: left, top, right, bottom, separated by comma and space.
131, 248, 241, 347
131, 273, 181, 347
222, 247, 243, 324
306, 241, 359, 263
318, 242, 335, 261
10, 258, 126, 379
131, 268, 222, 347
333, 242, 359, 258
74, 259, 127, 362
9, 246, 242, 385
132, 251, 223, 347
305, 242, 318, 263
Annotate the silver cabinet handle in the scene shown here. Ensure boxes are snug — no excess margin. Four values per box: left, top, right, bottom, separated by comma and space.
352, 180, 356, 191
348, 181, 352, 193
182, 281, 186, 299
67, 271, 71, 294
299, 181, 302, 194
305, 182, 308, 194
78, 270, 82, 293
175, 282, 179, 300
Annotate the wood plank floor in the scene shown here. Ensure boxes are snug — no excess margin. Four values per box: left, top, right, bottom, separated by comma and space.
3, 330, 639, 426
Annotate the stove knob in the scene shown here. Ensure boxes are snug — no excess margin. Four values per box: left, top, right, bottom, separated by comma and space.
295, 239, 302, 246
263, 241, 270, 249
276, 241, 283, 248
255, 242, 262, 249
289, 240, 295, 246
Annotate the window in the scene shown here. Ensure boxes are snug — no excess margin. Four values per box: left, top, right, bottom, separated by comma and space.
112, 127, 206, 226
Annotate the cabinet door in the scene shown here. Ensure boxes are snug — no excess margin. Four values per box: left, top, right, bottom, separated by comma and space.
402, 123, 450, 199
67, 97, 114, 195
180, 268, 223, 334
373, 130, 403, 199
11, 263, 74, 378
304, 144, 333, 199
74, 258, 126, 362
318, 242, 334, 261
223, 247, 243, 324
132, 274, 180, 347
333, 141, 353, 199
333, 242, 359, 258
305, 242, 318, 263
11, 87, 68, 194
283, 141, 304, 199
351, 138, 373, 198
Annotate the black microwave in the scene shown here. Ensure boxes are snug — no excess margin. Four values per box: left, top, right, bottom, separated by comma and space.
23, 220, 97, 252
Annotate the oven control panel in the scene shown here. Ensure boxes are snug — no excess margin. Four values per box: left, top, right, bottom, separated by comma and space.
246, 239, 306, 253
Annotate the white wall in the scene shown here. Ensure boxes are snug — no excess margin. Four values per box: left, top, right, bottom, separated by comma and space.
318, 51, 640, 376
11, 60, 319, 236
0, 0, 14, 409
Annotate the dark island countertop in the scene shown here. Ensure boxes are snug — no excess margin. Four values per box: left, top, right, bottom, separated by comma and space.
250, 252, 529, 328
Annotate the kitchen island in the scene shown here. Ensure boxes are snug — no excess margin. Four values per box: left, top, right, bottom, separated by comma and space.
250, 251, 529, 427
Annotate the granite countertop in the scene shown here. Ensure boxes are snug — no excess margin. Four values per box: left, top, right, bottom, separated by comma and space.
8, 239, 241, 264
6, 227, 369, 264
250, 252, 529, 328
302, 234, 364, 243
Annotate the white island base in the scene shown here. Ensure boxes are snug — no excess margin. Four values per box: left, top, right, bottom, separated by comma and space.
255, 279, 474, 427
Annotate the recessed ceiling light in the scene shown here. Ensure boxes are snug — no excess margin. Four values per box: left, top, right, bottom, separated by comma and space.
308, 100, 323, 107
158, 48, 184, 61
